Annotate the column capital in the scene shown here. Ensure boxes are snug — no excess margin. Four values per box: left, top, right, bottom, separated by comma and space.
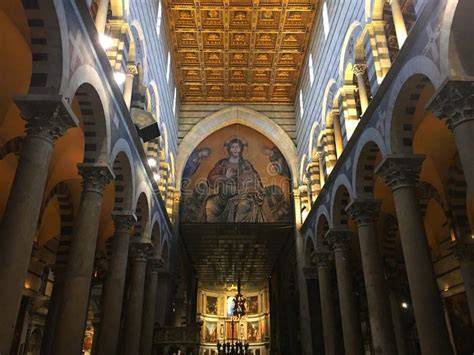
314, 250, 333, 269
14, 95, 79, 142
303, 266, 318, 280
325, 228, 353, 252
352, 64, 367, 76
427, 80, 474, 130
149, 256, 164, 272
346, 198, 381, 226
375, 155, 425, 190
78, 164, 114, 194
126, 64, 139, 76
130, 240, 154, 261
452, 241, 474, 263
112, 213, 137, 234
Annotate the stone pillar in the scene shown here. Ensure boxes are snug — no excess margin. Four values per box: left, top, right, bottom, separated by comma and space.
326, 228, 363, 355
353, 64, 369, 114
428, 80, 474, 204
315, 251, 337, 355
51, 164, 113, 355
123, 240, 154, 355
96, 213, 136, 355
346, 199, 397, 354
389, 0, 407, 47
40, 266, 66, 355
376, 155, 453, 354
453, 242, 474, 321
0, 96, 77, 355
95, 0, 110, 34
307, 162, 321, 203
293, 188, 314, 355
140, 257, 163, 355
123, 64, 138, 109
388, 288, 408, 355
155, 272, 170, 326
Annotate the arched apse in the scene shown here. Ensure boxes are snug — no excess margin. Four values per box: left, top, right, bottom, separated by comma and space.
177, 106, 298, 189
180, 123, 292, 224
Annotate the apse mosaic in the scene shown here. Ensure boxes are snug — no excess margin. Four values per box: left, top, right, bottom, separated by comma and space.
181, 124, 291, 223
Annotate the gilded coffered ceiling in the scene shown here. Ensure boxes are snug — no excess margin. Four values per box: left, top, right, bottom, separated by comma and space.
165, 0, 320, 103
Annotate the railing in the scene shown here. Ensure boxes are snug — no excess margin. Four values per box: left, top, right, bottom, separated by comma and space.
154, 324, 201, 355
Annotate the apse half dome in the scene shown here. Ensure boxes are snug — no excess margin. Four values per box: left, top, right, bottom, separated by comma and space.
180, 124, 291, 223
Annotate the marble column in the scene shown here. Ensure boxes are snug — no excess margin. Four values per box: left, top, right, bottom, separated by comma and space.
315, 251, 337, 355
0, 95, 77, 355
294, 187, 314, 355
326, 228, 363, 355
51, 164, 114, 355
388, 287, 408, 355
155, 271, 170, 326
123, 64, 138, 109
389, 0, 407, 47
353, 64, 369, 114
95, 213, 136, 355
140, 257, 163, 355
376, 155, 453, 354
428, 80, 474, 205
123, 240, 154, 355
453, 242, 474, 322
40, 266, 66, 355
95, 0, 110, 34
346, 199, 397, 354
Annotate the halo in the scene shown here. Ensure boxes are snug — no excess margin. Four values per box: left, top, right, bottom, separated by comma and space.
223, 135, 248, 150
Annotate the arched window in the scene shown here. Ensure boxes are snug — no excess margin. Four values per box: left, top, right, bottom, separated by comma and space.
299, 89, 304, 117
308, 54, 314, 86
156, 0, 163, 38
323, 2, 330, 39
166, 51, 171, 82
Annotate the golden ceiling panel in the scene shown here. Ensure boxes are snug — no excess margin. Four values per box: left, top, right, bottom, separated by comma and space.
166, 0, 320, 103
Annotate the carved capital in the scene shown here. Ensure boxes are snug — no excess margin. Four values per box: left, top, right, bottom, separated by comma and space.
314, 251, 333, 268
78, 164, 114, 194
375, 155, 425, 191
427, 80, 474, 130
452, 241, 474, 263
303, 266, 318, 280
130, 240, 154, 261
346, 198, 381, 226
352, 64, 367, 76
112, 213, 137, 234
126, 64, 139, 76
325, 228, 352, 253
14, 95, 79, 142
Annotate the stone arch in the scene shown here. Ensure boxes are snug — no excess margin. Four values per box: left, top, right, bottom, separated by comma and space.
307, 123, 320, 162
21, 0, 64, 94
339, 21, 364, 82
0, 137, 23, 160
441, 0, 474, 77
133, 192, 151, 240
352, 129, 386, 198
389, 74, 435, 154
67, 66, 111, 164
176, 106, 298, 188
39, 181, 75, 268
110, 149, 134, 214
385, 56, 441, 153
129, 21, 148, 83
299, 154, 308, 185
321, 79, 338, 125
330, 175, 352, 227
148, 80, 161, 121
315, 210, 330, 248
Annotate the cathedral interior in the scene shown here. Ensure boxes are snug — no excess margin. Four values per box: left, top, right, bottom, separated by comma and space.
1, 0, 474, 354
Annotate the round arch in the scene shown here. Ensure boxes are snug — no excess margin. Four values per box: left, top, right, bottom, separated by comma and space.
339, 21, 364, 82
176, 106, 299, 188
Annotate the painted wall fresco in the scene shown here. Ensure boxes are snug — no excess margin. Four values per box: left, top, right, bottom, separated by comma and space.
181, 124, 291, 223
